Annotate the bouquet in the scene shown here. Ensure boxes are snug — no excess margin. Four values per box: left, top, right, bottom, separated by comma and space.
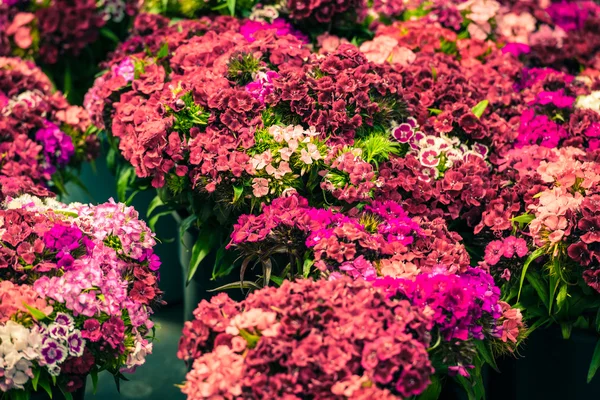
475, 144, 600, 379
0, 57, 98, 202
178, 274, 523, 399
0, 0, 139, 101
86, 12, 520, 283
0, 195, 163, 398
178, 278, 436, 399
228, 195, 524, 384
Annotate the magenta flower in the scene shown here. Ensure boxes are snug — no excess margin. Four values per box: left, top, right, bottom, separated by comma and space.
35, 120, 75, 172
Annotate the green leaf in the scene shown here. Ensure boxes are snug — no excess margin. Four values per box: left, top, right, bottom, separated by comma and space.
38, 375, 53, 399
511, 213, 535, 226
455, 375, 476, 400
100, 28, 120, 43
156, 42, 169, 59
416, 374, 442, 400
302, 258, 314, 278
518, 248, 545, 302
227, 0, 236, 15
32, 368, 41, 391
431, 66, 437, 82
116, 167, 134, 203
233, 185, 244, 203
269, 274, 284, 286
59, 386, 73, 400
548, 272, 559, 314
91, 370, 99, 395
428, 108, 442, 115
207, 280, 262, 292
561, 322, 572, 339
556, 284, 568, 311
472, 100, 489, 119
22, 303, 47, 321
11, 389, 29, 400
595, 308, 600, 333
524, 317, 550, 338
238, 328, 260, 348
187, 230, 216, 284
212, 244, 237, 280
147, 195, 165, 218
525, 270, 549, 310
589, 339, 600, 383
148, 210, 173, 232
179, 215, 197, 243
474, 340, 500, 372
63, 63, 72, 97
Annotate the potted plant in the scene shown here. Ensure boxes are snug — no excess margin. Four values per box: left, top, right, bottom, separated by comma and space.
0, 195, 163, 399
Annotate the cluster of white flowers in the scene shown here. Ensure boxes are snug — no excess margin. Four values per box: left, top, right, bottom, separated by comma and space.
576, 91, 600, 114
0, 321, 43, 392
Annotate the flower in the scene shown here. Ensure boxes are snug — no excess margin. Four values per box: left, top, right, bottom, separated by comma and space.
179, 278, 434, 399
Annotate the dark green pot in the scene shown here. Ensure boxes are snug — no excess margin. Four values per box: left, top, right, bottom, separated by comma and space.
488, 327, 600, 400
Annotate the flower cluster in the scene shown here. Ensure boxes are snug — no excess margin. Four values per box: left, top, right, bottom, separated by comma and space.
230, 195, 470, 281
0, 0, 137, 64
374, 267, 523, 376
0, 57, 98, 201
0, 195, 162, 396
178, 278, 434, 399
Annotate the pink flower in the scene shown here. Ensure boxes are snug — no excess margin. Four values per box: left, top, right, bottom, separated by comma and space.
252, 178, 269, 198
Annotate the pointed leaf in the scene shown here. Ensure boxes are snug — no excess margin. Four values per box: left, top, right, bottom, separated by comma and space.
116, 167, 134, 202
32, 368, 41, 391
59, 386, 73, 400
146, 195, 164, 218
207, 280, 262, 292
588, 339, 600, 383
227, 0, 236, 15
472, 100, 489, 119
269, 274, 284, 286
156, 42, 169, 59
302, 258, 314, 278
561, 322, 572, 340
475, 340, 500, 372
91, 370, 98, 395
455, 376, 476, 400
38, 375, 53, 399
233, 185, 244, 203
518, 248, 545, 302
556, 284, 568, 311
187, 230, 216, 284
525, 270, 549, 310
23, 303, 47, 321
549, 272, 559, 314
148, 210, 173, 232
11, 390, 29, 400
212, 244, 237, 280
63, 63, 72, 97
179, 215, 197, 244
100, 28, 120, 43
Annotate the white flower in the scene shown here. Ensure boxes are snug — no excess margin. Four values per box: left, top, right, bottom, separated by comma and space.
575, 91, 600, 114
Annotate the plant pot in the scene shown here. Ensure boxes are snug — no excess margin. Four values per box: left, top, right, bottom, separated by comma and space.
30, 381, 86, 400
488, 327, 600, 400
